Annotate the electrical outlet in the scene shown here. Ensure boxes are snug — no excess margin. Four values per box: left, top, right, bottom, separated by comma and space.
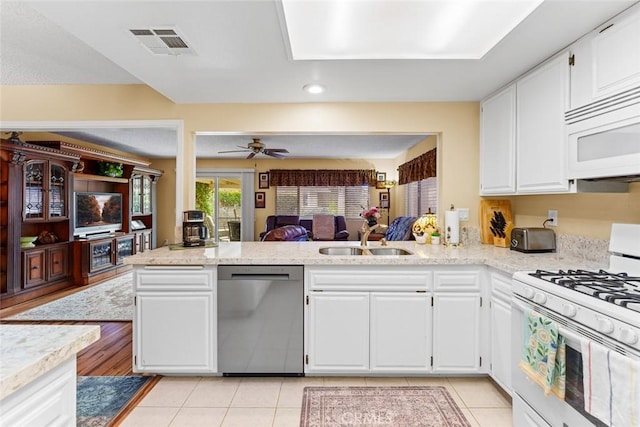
458, 208, 469, 221
547, 210, 558, 226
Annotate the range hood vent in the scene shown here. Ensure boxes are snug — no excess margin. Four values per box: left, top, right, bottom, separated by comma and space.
573, 177, 636, 193
130, 28, 195, 56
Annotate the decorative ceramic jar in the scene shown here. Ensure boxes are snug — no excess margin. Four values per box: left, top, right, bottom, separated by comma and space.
413, 233, 428, 244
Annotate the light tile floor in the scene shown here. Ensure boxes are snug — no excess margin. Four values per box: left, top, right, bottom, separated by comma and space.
121, 376, 512, 426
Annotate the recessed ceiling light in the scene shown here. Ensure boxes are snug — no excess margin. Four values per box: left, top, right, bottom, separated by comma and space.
303, 83, 326, 94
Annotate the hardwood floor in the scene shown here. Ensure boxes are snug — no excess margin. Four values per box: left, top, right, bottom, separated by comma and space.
1, 284, 161, 424
0, 284, 138, 376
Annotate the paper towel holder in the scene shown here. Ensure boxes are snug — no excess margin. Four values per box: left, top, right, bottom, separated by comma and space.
445, 204, 461, 247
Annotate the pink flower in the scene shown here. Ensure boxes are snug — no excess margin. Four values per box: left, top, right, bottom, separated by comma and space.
360, 206, 381, 219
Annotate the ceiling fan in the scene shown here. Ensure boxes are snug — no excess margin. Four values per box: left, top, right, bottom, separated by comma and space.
218, 138, 289, 159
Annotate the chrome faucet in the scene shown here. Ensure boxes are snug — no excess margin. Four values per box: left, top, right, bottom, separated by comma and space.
360, 220, 388, 247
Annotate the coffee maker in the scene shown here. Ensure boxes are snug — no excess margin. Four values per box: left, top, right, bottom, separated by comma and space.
182, 210, 207, 247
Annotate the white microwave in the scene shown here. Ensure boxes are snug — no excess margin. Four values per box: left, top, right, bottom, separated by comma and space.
567, 97, 640, 180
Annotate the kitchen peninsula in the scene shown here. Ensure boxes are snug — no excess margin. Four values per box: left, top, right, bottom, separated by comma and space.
125, 240, 605, 393
0, 324, 100, 425
124, 239, 604, 272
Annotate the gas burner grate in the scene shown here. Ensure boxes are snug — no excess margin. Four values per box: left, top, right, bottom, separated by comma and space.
529, 269, 640, 313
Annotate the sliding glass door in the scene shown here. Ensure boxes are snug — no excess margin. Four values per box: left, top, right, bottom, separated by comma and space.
195, 170, 255, 241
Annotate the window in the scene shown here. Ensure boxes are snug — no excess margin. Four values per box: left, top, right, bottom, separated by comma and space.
276, 186, 369, 218
405, 177, 438, 217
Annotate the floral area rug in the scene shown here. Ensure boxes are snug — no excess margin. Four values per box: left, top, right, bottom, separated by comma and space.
5, 273, 133, 321
300, 386, 471, 427
77, 375, 150, 427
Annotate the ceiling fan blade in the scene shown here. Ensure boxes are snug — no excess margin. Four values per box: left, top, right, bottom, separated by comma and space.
219, 150, 250, 153
264, 148, 289, 153
265, 151, 286, 159
246, 152, 257, 159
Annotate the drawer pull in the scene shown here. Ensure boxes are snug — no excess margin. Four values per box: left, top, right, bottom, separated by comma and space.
31, 265, 39, 270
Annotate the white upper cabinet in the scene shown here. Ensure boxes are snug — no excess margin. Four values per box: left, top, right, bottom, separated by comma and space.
516, 53, 571, 193
570, 3, 640, 110
480, 85, 517, 195
480, 52, 570, 195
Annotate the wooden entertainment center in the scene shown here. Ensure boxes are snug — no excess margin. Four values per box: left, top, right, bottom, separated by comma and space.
0, 138, 162, 308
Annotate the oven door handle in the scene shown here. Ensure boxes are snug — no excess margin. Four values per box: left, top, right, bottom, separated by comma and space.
512, 297, 586, 345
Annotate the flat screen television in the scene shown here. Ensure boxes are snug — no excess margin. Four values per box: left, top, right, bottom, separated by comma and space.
74, 192, 123, 238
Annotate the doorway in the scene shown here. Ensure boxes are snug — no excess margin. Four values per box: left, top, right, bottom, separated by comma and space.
195, 170, 255, 241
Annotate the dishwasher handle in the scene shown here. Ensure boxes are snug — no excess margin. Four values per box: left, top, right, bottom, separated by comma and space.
218, 265, 304, 281
228, 274, 291, 281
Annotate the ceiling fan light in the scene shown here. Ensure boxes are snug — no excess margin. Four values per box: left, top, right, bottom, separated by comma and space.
303, 83, 326, 94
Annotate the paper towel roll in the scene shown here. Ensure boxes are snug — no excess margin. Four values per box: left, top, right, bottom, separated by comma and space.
445, 210, 460, 245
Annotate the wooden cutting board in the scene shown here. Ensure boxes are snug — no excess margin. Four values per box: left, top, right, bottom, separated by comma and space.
479, 199, 513, 245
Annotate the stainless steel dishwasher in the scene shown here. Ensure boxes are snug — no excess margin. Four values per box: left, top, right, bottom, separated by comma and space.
217, 265, 304, 376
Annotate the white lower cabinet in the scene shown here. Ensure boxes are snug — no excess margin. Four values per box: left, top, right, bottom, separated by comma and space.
133, 266, 217, 374
489, 270, 513, 394
305, 266, 487, 375
306, 292, 370, 373
306, 291, 431, 374
432, 293, 482, 372
0, 358, 76, 426
305, 266, 432, 375
370, 292, 431, 373
432, 269, 484, 373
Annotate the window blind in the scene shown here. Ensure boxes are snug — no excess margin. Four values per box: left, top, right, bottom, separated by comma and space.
404, 177, 438, 216
276, 185, 369, 219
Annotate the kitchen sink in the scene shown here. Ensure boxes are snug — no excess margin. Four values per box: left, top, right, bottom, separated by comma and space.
318, 246, 366, 255
366, 247, 413, 256
318, 246, 413, 256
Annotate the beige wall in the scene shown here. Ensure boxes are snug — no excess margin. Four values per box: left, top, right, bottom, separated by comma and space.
2, 84, 637, 242
504, 187, 640, 239
149, 158, 177, 246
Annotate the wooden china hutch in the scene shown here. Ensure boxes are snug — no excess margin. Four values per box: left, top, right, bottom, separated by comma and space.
0, 138, 162, 308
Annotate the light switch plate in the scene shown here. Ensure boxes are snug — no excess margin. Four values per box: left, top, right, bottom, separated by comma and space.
458, 208, 469, 221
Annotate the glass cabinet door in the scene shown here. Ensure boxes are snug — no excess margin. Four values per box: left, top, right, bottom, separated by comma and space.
142, 175, 152, 213
131, 175, 142, 214
131, 174, 152, 215
24, 161, 45, 220
116, 236, 134, 264
23, 160, 68, 221
48, 162, 67, 219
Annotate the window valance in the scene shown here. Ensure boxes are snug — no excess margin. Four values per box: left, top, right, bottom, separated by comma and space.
269, 169, 377, 187
398, 148, 437, 185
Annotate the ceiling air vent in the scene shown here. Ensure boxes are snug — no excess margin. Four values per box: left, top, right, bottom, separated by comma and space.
129, 28, 195, 56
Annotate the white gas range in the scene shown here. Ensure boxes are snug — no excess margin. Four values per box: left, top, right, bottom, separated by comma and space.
511, 223, 640, 427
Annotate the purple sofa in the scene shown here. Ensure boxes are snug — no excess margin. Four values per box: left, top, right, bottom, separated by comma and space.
259, 215, 349, 241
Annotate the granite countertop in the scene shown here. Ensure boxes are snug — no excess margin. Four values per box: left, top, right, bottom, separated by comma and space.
0, 325, 100, 400
124, 240, 607, 274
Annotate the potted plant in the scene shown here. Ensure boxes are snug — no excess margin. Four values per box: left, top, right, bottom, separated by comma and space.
360, 206, 381, 227
97, 161, 124, 178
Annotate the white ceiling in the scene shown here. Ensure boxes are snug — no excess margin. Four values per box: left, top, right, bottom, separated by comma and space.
1, 0, 637, 159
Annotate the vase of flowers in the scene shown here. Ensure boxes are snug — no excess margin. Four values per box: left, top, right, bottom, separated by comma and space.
361, 206, 381, 226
